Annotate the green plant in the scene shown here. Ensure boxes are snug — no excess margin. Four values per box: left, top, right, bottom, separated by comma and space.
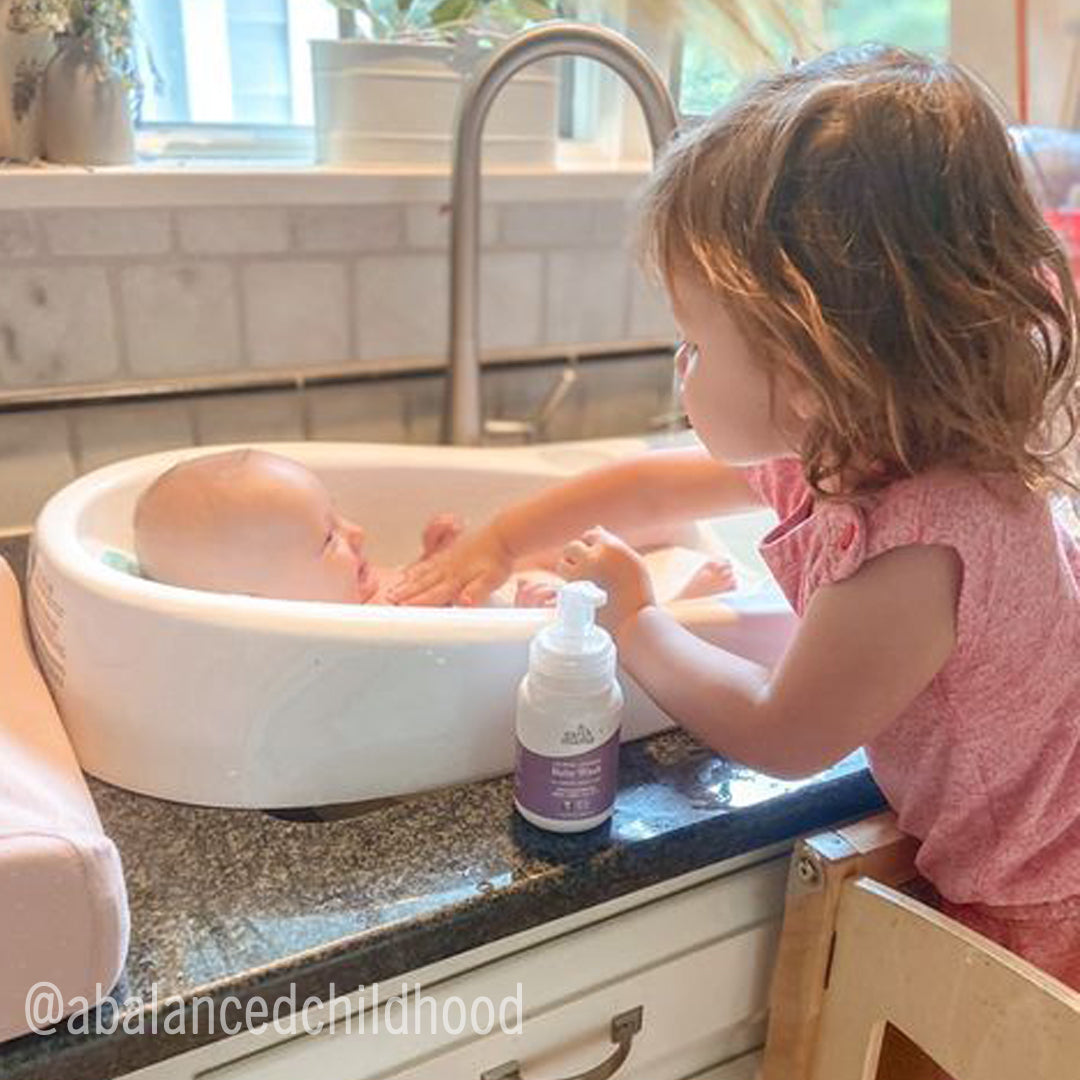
645, 0, 815, 71
328, 0, 563, 42
328, 1, 817, 74
7, 0, 144, 94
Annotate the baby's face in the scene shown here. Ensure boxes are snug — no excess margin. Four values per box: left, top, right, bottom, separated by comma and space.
136, 451, 378, 603
240, 460, 377, 603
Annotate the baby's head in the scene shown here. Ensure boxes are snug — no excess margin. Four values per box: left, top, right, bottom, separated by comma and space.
134, 450, 376, 603
640, 44, 1078, 495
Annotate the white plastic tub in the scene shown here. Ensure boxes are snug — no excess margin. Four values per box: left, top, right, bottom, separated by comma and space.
28, 438, 795, 808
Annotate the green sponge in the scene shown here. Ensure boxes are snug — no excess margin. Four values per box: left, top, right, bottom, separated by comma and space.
101, 549, 141, 577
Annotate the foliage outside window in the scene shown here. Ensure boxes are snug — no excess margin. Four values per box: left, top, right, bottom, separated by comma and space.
327, 0, 561, 41
680, 0, 950, 116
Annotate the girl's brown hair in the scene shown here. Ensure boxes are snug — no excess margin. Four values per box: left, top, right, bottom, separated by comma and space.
639, 45, 1079, 496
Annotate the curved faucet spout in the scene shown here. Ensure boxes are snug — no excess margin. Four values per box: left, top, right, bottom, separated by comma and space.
444, 21, 680, 445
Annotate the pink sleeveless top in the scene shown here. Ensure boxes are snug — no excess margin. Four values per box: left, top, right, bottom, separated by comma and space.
743, 457, 1080, 906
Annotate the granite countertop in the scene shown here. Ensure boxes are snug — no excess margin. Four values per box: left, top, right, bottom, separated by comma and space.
0, 532, 885, 1080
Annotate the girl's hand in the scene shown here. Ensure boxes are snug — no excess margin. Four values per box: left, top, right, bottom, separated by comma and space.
557, 526, 655, 632
389, 524, 514, 607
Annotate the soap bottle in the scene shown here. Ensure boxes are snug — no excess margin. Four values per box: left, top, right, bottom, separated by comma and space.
513, 581, 624, 833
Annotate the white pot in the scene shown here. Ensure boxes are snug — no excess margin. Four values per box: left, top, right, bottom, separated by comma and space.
0, 4, 56, 162
311, 38, 559, 168
41, 34, 134, 166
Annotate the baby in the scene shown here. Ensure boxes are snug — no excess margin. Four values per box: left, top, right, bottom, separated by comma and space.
134, 449, 467, 604
133, 449, 736, 606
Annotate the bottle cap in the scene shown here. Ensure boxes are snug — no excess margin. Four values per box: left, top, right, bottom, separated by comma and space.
529, 581, 616, 693
552, 580, 605, 647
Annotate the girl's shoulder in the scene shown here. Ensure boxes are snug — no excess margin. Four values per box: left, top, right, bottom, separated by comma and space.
855, 466, 1040, 540
743, 456, 1038, 535
745, 459, 1073, 658
824, 465, 1042, 564
819, 467, 1062, 655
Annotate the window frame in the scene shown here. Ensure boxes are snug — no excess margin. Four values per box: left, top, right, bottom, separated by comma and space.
133, 0, 675, 168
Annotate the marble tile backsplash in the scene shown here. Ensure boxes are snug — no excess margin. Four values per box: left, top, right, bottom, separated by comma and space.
0, 199, 673, 390
0, 195, 678, 531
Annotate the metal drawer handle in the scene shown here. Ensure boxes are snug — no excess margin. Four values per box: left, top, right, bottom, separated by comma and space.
480, 1005, 644, 1080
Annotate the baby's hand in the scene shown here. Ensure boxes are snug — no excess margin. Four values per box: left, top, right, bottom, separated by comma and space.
420, 513, 464, 559
558, 526, 655, 632
389, 524, 513, 607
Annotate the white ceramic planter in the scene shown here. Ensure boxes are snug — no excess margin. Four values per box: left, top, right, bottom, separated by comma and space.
310, 38, 559, 167
41, 34, 134, 166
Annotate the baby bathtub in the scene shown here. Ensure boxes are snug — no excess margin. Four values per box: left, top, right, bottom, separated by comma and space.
28, 437, 796, 808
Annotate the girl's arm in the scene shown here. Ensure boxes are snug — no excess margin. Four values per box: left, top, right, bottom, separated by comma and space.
564, 530, 960, 779
492, 447, 759, 561
390, 448, 760, 606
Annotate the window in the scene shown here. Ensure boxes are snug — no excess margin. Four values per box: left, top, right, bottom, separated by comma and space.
679, 0, 950, 117
133, 0, 338, 160
132, 1, 951, 165
132, 0, 645, 164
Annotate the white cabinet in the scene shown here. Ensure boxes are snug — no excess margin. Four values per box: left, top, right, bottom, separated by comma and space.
129, 852, 790, 1080
374, 926, 775, 1080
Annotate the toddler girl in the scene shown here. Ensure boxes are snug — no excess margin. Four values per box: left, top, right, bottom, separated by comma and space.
392, 46, 1080, 992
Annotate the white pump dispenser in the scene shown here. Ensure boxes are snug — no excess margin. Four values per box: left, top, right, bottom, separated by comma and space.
513, 582, 624, 833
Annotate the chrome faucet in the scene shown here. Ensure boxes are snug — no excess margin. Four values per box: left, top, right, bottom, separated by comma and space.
443, 21, 681, 445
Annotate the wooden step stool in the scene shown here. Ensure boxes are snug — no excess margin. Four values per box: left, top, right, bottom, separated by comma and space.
760, 811, 1080, 1080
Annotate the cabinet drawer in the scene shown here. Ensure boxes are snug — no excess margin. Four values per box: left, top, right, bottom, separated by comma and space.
385, 922, 777, 1080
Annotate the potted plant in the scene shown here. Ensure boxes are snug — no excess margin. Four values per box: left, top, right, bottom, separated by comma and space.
313, 0, 564, 167
313, 0, 816, 168
4, 0, 148, 165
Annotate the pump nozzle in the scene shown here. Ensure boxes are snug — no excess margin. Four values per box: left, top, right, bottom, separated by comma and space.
552, 581, 607, 648
528, 580, 616, 689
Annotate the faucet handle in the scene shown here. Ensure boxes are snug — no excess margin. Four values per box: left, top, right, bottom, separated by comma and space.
647, 409, 690, 432
483, 359, 580, 444
483, 417, 536, 441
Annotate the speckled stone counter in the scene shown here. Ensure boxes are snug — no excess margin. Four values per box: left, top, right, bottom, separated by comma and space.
0, 532, 885, 1080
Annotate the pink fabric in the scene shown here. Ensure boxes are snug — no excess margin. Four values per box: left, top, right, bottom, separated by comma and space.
0, 557, 129, 1043
903, 875, 1080, 994
938, 894, 1080, 992
743, 458, 1080, 920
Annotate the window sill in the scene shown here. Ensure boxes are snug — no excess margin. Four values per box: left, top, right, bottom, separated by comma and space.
0, 158, 654, 209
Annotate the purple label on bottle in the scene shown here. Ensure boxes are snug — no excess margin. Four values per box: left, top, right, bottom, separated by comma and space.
514, 731, 619, 822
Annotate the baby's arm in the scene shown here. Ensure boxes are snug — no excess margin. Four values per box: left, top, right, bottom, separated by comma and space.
390, 448, 759, 606
566, 531, 960, 779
